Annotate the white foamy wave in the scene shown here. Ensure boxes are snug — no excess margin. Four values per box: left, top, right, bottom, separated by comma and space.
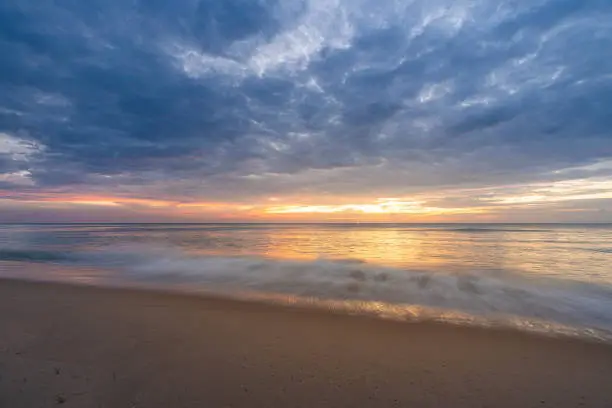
3, 243, 612, 340
72, 245, 612, 340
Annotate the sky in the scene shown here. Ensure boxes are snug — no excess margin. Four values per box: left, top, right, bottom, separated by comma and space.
1, 0, 612, 223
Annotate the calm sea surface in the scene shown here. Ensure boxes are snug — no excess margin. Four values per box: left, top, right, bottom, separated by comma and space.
1, 223, 612, 340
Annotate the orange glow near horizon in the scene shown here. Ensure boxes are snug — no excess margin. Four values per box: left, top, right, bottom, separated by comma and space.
265, 198, 490, 216
47, 195, 177, 208
0, 193, 496, 222
3, 175, 611, 222
2, 194, 246, 212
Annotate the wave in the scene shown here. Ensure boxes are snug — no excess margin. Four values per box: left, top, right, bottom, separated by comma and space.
0, 248, 73, 263
445, 227, 552, 233
2, 244, 612, 341
582, 248, 612, 254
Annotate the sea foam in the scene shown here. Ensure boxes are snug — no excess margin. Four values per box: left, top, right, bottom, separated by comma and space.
2, 243, 612, 341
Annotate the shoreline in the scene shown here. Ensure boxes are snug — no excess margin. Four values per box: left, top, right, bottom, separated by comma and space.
2, 275, 609, 345
2, 278, 612, 407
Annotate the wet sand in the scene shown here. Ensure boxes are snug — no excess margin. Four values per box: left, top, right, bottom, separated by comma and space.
1, 278, 612, 407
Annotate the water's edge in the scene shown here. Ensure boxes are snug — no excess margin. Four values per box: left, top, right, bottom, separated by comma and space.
2, 266, 611, 345
2, 223, 612, 344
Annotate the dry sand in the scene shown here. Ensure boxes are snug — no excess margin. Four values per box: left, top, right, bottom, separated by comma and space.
1, 279, 612, 407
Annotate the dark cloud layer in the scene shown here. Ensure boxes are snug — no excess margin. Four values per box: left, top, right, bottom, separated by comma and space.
1, 0, 612, 206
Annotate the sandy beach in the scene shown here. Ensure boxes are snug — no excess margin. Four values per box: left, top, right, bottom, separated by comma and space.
1, 279, 612, 408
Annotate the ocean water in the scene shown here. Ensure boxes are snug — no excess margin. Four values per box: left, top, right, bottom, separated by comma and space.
1, 223, 612, 340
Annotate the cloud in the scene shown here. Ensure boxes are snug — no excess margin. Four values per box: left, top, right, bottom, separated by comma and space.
1, 0, 612, 220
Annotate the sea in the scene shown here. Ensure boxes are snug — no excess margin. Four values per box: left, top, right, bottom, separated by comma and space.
1, 223, 612, 341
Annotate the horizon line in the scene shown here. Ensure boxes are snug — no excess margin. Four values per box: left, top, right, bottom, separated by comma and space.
2, 222, 612, 225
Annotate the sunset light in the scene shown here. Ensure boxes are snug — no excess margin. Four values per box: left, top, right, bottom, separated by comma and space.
0, 0, 610, 224
2, 1, 612, 407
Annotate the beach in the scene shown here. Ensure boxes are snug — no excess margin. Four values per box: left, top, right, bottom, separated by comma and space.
1, 279, 612, 407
